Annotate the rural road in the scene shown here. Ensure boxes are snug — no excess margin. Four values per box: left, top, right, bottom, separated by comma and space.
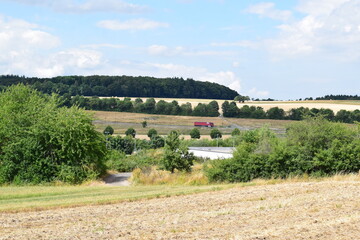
104, 173, 131, 186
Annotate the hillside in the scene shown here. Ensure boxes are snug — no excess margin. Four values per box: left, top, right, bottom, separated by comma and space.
1, 180, 359, 239
0, 75, 238, 100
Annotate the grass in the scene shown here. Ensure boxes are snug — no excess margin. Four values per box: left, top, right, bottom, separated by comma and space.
2, 172, 359, 213
0, 184, 235, 213
90, 110, 291, 136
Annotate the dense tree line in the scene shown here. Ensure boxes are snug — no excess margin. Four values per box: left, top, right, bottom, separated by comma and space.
315, 94, 360, 100
221, 101, 360, 123
206, 118, 360, 182
0, 75, 238, 100
67, 96, 220, 117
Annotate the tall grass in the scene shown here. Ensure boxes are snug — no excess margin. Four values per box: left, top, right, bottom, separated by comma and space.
131, 164, 209, 185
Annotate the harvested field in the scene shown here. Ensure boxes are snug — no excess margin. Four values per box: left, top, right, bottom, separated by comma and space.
237, 101, 360, 113
90, 111, 290, 136
101, 97, 360, 113
1, 180, 360, 239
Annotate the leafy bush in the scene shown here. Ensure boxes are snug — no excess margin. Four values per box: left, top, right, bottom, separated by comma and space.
205, 119, 360, 182
103, 125, 114, 135
190, 128, 201, 139
147, 128, 158, 138
125, 128, 136, 137
161, 131, 194, 173
231, 128, 241, 136
210, 128, 222, 139
106, 149, 163, 172
0, 85, 107, 184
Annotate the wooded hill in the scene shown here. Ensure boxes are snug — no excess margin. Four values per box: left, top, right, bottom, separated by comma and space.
0, 75, 238, 100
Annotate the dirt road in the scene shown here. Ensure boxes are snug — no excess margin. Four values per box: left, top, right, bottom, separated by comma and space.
1, 181, 360, 239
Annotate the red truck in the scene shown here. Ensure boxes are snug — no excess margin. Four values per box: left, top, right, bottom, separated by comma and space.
194, 122, 214, 127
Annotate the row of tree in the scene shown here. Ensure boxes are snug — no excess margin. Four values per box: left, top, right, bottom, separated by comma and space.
315, 94, 360, 100
65, 96, 360, 123
68, 96, 221, 117
0, 75, 238, 100
222, 101, 360, 123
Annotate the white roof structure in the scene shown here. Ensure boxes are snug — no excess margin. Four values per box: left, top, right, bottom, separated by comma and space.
188, 147, 235, 160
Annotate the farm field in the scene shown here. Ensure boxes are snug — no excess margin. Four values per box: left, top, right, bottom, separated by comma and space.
90, 111, 290, 137
1, 178, 360, 239
105, 97, 360, 113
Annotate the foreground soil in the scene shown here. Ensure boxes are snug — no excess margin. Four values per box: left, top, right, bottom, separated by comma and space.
1, 181, 360, 239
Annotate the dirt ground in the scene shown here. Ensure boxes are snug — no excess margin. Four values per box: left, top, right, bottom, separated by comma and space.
1, 180, 360, 240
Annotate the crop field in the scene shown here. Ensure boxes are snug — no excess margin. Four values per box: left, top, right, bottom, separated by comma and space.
1, 177, 360, 239
0, 184, 234, 213
105, 97, 360, 113
91, 111, 291, 137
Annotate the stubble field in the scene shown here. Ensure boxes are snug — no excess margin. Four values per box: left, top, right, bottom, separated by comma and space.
1, 179, 360, 239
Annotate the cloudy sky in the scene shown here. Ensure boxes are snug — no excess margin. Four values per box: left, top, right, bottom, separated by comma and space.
1, 0, 359, 100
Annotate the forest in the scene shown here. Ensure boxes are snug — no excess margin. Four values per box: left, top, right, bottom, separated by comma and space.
0, 75, 238, 100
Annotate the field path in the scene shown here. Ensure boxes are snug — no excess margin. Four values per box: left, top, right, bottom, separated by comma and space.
1, 181, 360, 239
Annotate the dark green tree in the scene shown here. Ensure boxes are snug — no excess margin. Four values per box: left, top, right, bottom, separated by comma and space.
190, 128, 201, 139
266, 107, 285, 119
210, 128, 222, 139
103, 125, 114, 135
125, 128, 136, 138
231, 128, 241, 136
147, 128, 158, 138
161, 131, 194, 173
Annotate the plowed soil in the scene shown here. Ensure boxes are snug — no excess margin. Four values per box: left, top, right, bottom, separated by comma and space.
1, 181, 360, 239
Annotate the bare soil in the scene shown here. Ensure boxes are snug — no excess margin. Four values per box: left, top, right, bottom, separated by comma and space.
1, 181, 360, 239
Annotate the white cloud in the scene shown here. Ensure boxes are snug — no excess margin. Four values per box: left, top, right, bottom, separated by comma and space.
247, 2, 292, 21
248, 88, 270, 98
53, 49, 102, 69
0, 15, 105, 77
147, 45, 233, 57
126, 62, 241, 93
0, 16, 61, 75
263, 0, 360, 60
211, 40, 258, 48
199, 71, 241, 92
296, 0, 350, 16
97, 19, 169, 31
81, 43, 126, 49
147, 45, 185, 56
0, 0, 147, 14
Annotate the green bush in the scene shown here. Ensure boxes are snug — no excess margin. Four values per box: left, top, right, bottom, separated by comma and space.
105, 149, 163, 172
0, 85, 107, 184
205, 119, 360, 183
190, 128, 201, 139
210, 128, 222, 139
147, 128, 158, 138
125, 128, 136, 137
161, 131, 194, 173
103, 125, 114, 135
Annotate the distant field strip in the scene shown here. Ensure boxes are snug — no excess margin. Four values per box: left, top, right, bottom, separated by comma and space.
101, 97, 360, 113
0, 184, 234, 213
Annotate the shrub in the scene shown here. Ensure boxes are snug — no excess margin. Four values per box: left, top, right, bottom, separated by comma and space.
0, 85, 107, 184
147, 128, 158, 138
205, 119, 360, 183
161, 131, 194, 173
125, 128, 136, 137
106, 149, 163, 172
231, 128, 241, 136
190, 128, 201, 139
103, 125, 114, 135
210, 128, 222, 139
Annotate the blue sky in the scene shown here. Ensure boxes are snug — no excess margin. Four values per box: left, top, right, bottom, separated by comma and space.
0, 0, 359, 100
